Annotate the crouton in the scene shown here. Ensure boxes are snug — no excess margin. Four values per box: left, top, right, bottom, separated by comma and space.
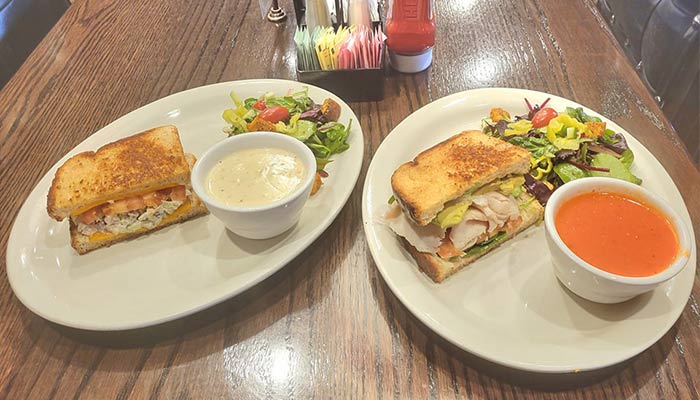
321, 98, 341, 122
247, 116, 277, 132
583, 121, 606, 138
311, 172, 323, 195
490, 108, 511, 122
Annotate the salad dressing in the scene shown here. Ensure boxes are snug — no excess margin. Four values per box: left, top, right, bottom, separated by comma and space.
207, 148, 305, 207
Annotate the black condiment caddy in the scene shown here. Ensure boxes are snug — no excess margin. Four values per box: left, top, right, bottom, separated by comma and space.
292, 2, 385, 102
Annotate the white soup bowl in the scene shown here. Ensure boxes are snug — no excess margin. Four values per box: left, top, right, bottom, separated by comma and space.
191, 131, 316, 239
544, 177, 691, 303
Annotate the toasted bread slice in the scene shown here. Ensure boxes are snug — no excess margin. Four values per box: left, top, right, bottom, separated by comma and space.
68, 153, 208, 254
391, 131, 531, 226
403, 197, 543, 283
47, 125, 190, 221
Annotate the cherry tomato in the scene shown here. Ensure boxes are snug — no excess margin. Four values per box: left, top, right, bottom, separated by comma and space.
252, 98, 266, 110
532, 107, 558, 128
531, 107, 558, 128
258, 106, 290, 123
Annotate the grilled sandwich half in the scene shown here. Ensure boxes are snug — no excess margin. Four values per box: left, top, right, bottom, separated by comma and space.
47, 125, 208, 254
384, 130, 544, 283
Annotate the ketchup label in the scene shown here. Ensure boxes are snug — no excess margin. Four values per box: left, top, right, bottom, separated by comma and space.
386, 0, 435, 54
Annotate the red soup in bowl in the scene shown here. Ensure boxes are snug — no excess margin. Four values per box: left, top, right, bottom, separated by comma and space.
555, 191, 678, 277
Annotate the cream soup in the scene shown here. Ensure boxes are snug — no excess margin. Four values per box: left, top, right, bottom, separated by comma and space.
206, 147, 306, 207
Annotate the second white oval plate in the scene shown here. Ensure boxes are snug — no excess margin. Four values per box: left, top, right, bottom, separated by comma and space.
362, 88, 696, 373
7, 79, 364, 331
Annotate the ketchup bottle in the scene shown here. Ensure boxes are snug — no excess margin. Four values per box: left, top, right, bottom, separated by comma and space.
386, 0, 436, 73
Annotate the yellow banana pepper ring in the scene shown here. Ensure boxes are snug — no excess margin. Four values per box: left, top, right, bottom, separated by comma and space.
531, 156, 553, 180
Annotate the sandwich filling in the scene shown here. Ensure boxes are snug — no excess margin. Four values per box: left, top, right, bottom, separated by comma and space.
71, 186, 190, 237
384, 176, 538, 260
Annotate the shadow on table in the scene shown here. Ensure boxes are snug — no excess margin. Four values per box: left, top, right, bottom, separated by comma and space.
369, 261, 676, 392
20, 200, 359, 369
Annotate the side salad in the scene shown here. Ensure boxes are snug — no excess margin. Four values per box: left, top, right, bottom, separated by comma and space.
222, 87, 351, 194
482, 98, 641, 204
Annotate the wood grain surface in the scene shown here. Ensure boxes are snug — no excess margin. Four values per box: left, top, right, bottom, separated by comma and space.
1, 0, 698, 398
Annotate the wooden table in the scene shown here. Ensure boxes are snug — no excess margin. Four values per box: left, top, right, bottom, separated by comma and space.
1, 0, 698, 398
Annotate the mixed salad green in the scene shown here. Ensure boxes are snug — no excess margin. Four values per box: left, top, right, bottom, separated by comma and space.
482, 98, 641, 204
222, 88, 351, 175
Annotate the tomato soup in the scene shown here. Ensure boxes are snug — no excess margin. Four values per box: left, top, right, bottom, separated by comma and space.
554, 192, 678, 277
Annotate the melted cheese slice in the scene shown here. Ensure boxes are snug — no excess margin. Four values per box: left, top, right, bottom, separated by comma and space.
70, 184, 181, 217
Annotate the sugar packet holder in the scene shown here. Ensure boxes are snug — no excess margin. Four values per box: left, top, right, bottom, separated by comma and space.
293, 6, 385, 101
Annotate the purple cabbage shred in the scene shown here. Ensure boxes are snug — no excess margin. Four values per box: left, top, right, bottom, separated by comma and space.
524, 174, 553, 205
602, 133, 629, 154
298, 104, 326, 123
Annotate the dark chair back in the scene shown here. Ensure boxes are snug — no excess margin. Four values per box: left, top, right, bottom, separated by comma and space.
607, 0, 661, 63
599, 0, 699, 167
640, 0, 699, 100
0, 0, 70, 89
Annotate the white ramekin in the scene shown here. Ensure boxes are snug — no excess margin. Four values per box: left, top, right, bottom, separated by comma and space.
544, 177, 691, 304
191, 131, 316, 239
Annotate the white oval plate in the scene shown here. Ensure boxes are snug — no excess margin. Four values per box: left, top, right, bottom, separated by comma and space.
7, 79, 364, 331
362, 88, 696, 373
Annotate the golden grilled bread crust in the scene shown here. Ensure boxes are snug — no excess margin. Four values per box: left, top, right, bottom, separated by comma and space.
403, 198, 544, 283
68, 152, 208, 254
391, 130, 531, 226
47, 125, 190, 220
